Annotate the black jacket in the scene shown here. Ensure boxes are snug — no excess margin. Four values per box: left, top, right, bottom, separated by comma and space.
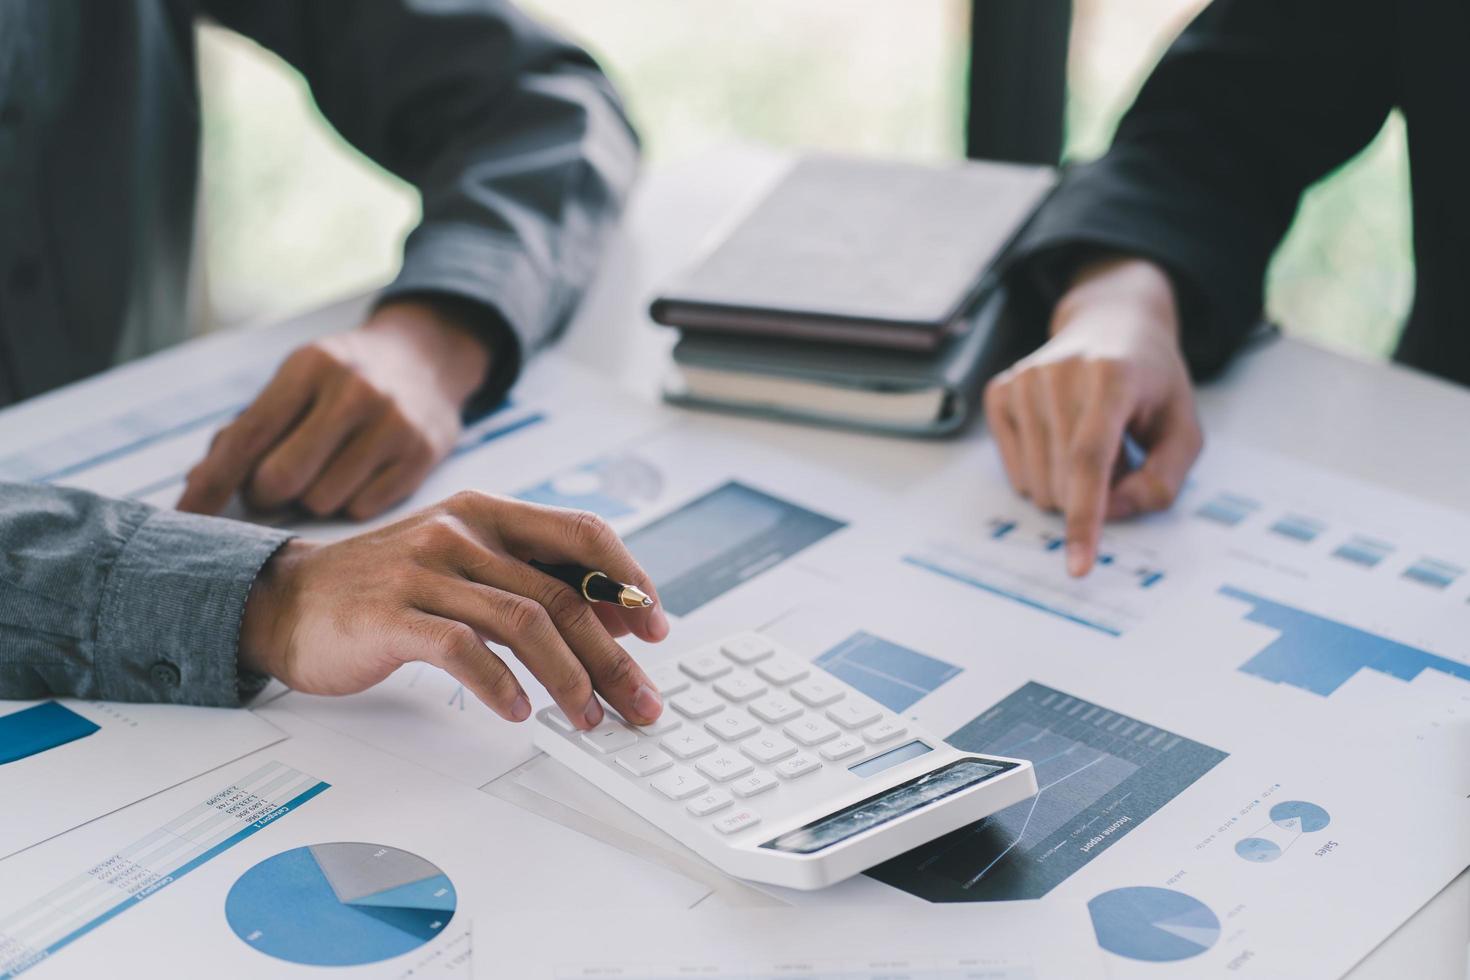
1009, 0, 1468, 386
0, 0, 638, 409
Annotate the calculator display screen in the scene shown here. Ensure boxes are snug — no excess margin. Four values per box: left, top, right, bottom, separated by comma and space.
760, 756, 1014, 855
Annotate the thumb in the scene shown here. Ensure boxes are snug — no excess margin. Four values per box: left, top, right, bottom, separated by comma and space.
1107, 400, 1203, 520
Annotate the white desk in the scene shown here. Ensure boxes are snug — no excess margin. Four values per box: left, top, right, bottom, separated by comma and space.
2, 146, 1466, 978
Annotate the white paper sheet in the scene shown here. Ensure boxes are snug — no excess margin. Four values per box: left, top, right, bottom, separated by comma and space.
0, 710, 709, 980
488, 900, 1106, 980
0, 698, 285, 859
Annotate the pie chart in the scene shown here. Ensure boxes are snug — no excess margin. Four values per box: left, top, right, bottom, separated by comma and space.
1089, 886, 1220, 962
1234, 837, 1283, 862
1270, 800, 1331, 833
225, 842, 456, 966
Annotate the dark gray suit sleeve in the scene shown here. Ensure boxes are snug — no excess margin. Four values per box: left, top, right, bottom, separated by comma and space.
202, 0, 641, 407
0, 483, 289, 706
1003, 0, 1393, 377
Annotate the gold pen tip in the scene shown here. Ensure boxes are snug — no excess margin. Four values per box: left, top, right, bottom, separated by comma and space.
619, 585, 654, 609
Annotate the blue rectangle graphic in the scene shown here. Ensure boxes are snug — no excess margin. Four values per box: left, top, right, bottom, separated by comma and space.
814, 631, 962, 713
0, 702, 100, 765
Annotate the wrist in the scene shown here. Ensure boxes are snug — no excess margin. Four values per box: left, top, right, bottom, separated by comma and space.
365, 299, 493, 408
239, 538, 315, 682
1053, 255, 1180, 340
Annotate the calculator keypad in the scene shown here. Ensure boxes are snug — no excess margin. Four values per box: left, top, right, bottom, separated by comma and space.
554, 635, 909, 839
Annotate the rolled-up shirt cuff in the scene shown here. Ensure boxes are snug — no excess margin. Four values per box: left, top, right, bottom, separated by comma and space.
95, 509, 291, 707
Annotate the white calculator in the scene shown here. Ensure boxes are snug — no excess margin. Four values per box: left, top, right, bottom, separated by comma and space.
533, 631, 1037, 890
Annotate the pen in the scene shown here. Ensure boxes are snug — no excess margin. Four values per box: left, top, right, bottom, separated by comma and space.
529, 560, 654, 609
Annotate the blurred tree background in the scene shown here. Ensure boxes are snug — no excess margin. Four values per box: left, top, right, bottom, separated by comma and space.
196, 0, 1412, 361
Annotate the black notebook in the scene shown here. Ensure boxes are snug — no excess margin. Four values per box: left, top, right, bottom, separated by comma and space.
650, 153, 1055, 351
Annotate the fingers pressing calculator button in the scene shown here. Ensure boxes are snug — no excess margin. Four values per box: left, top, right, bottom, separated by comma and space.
670, 689, 724, 719
819, 734, 865, 761
712, 809, 762, 835
661, 728, 718, 760
791, 677, 844, 707
720, 633, 775, 664
754, 657, 810, 686
647, 663, 690, 698
731, 771, 778, 799
615, 745, 673, 777
739, 733, 797, 765
713, 674, 767, 702
827, 701, 881, 729
774, 755, 822, 780
680, 652, 733, 681
706, 711, 761, 742
686, 789, 732, 817
696, 749, 754, 783
651, 766, 708, 800
581, 720, 638, 754
784, 715, 840, 746
863, 719, 908, 744
748, 693, 803, 724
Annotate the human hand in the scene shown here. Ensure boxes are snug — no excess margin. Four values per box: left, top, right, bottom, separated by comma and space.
239, 492, 672, 729
983, 256, 1203, 577
178, 300, 490, 520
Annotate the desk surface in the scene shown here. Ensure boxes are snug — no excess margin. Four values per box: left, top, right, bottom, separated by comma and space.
3, 145, 1467, 978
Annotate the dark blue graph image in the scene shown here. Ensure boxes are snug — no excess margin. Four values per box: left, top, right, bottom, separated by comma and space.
813, 632, 961, 713
866, 683, 1227, 902
1224, 587, 1470, 697
625, 481, 845, 617
1402, 557, 1464, 590
226, 843, 455, 967
1089, 887, 1220, 962
0, 702, 100, 765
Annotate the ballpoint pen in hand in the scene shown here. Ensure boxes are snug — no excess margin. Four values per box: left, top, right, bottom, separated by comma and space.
529, 560, 654, 609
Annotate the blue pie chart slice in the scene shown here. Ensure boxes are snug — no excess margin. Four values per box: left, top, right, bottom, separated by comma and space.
1235, 837, 1282, 862
1270, 800, 1330, 833
226, 843, 456, 966
1089, 886, 1221, 962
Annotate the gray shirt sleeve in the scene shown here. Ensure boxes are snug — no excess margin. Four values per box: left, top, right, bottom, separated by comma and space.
0, 483, 290, 707
201, 0, 642, 410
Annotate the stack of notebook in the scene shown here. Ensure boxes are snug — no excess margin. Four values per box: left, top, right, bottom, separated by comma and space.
652, 153, 1056, 435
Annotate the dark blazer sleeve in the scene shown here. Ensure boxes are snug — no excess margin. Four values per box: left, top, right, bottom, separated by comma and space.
201, 0, 641, 406
1006, 0, 1395, 376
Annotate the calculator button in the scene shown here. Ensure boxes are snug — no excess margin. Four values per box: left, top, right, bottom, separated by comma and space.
863, 719, 908, 744
712, 809, 761, 835
827, 701, 881, 729
580, 720, 638, 754
819, 734, 865, 761
615, 745, 673, 777
651, 766, 708, 800
661, 727, 718, 760
755, 657, 810, 686
784, 715, 840, 746
720, 633, 776, 665
696, 749, 754, 783
647, 662, 690, 697
731, 771, 778, 799
636, 714, 682, 736
544, 709, 577, 733
748, 693, 803, 724
705, 711, 761, 742
774, 755, 822, 780
680, 651, 733, 681
713, 674, 768, 702
791, 677, 844, 707
686, 789, 732, 817
670, 689, 724, 719
739, 733, 797, 765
